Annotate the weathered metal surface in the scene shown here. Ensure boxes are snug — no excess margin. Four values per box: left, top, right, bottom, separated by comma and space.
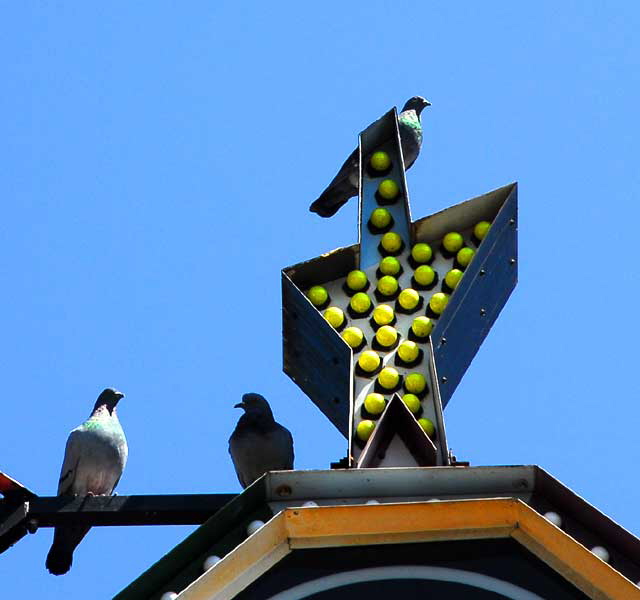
429, 183, 518, 406
282, 269, 352, 436
358, 108, 412, 269
356, 394, 438, 467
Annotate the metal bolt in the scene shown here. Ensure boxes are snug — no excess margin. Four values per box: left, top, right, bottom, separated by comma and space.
276, 485, 292, 497
440, 337, 447, 345
509, 218, 516, 225
26, 518, 39, 534
480, 308, 486, 316
441, 376, 448, 384
509, 258, 516, 265
479, 269, 486, 276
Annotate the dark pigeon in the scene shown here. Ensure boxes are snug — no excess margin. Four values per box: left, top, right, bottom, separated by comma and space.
309, 96, 431, 218
228, 393, 294, 488
46, 388, 128, 575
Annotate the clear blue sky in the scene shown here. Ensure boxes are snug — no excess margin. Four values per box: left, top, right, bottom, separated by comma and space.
2, 3, 639, 597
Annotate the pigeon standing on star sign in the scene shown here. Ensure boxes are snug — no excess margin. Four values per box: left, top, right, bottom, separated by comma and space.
309, 96, 431, 218
46, 388, 128, 575
228, 393, 294, 488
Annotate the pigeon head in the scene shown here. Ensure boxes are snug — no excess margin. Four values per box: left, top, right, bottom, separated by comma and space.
235, 393, 274, 421
402, 96, 431, 115
93, 388, 125, 411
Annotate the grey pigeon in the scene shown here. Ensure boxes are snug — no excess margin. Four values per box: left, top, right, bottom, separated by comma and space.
228, 393, 294, 488
309, 96, 431, 218
46, 388, 128, 575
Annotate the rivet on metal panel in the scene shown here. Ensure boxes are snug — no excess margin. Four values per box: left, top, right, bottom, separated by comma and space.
479, 268, 486, 276
441, 337, 447, 345
441, 376, 448, 384
333, 397, 340, 404
509, 218, 516, 225
509, 258, 516, 265
276, 485, 292, 497
480, 308, 486, 316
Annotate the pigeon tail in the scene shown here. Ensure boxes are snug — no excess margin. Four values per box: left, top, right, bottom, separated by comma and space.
309, 181, 356, 218
46, 541, 73, 575
46, 524, 90, 575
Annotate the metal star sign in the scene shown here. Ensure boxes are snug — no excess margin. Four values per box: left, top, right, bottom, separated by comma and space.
282, 107, 517, 467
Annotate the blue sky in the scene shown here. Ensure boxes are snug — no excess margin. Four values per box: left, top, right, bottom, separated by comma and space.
1, 3, 639, 597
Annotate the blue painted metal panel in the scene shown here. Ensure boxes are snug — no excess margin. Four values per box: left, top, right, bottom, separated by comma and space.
432, 185, 518, 407
282, 271, 352, 437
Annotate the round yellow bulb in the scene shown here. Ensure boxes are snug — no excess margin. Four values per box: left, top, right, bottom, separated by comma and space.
418, 417, 436, 438
380, 232, 402, 253
342, 326, 364, 348
474, 220, 491, 240
456, 247, 475, 267
323, 306, 345, 328
411, 243, 432, 263
358, 350, 381, 373
414, 265, 435, 286
398, 288, 420, 310
411, 316, 433, 338
350, 292, 372, 314
429, 292, 449, 315
405, 372, 426, 394
442, 232, 464, 253
369, 207, 392, 229
307, 285, 328, 307
346, 269, 368, 291
378, 179, 399, 200
356, 419, 376, 441
375, 325, 398, 347
364, 392, 386, 415
370, 151, 391, 171
377, 275, 399, 297
378, 367, 400, 390
398, 340, 419, 363
372, 304, 394, 326
444, 269, 463, 290
379, 256, 401, 276
402, 393, 421, 414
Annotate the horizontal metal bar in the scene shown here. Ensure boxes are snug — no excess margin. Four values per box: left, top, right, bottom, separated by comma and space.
1, 494, 236, 531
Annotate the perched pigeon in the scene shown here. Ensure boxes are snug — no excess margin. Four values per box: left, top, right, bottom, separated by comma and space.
46, 388, 128, 575
228, 393, 294, 488
309, 96, 431, 218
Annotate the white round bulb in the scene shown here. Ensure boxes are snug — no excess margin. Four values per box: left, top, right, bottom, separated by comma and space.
247, 520, 265, 536
591, 546, 609, 562
203, 555, 221, 570
543, 511, 562, 527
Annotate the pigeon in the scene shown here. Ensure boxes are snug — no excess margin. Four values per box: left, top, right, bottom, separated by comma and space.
46, 388, 128, 575
228, 393, 294, 488
309, 96, 431, 218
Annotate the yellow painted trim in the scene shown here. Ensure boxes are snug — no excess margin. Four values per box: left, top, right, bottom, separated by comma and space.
177, 499, 640, 600
178, 513, 290, 600
512, 502, 640, 600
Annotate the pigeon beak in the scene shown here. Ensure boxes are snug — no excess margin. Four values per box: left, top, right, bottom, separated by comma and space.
234, 402, 245, 409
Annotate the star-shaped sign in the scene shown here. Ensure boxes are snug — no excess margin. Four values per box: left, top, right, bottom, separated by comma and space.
283, 107, 517, 467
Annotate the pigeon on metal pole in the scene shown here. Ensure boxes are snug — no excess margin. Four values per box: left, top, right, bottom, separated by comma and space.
46, 388, 128, 575
309, 96, 431, 218
228, 393, 294, 488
